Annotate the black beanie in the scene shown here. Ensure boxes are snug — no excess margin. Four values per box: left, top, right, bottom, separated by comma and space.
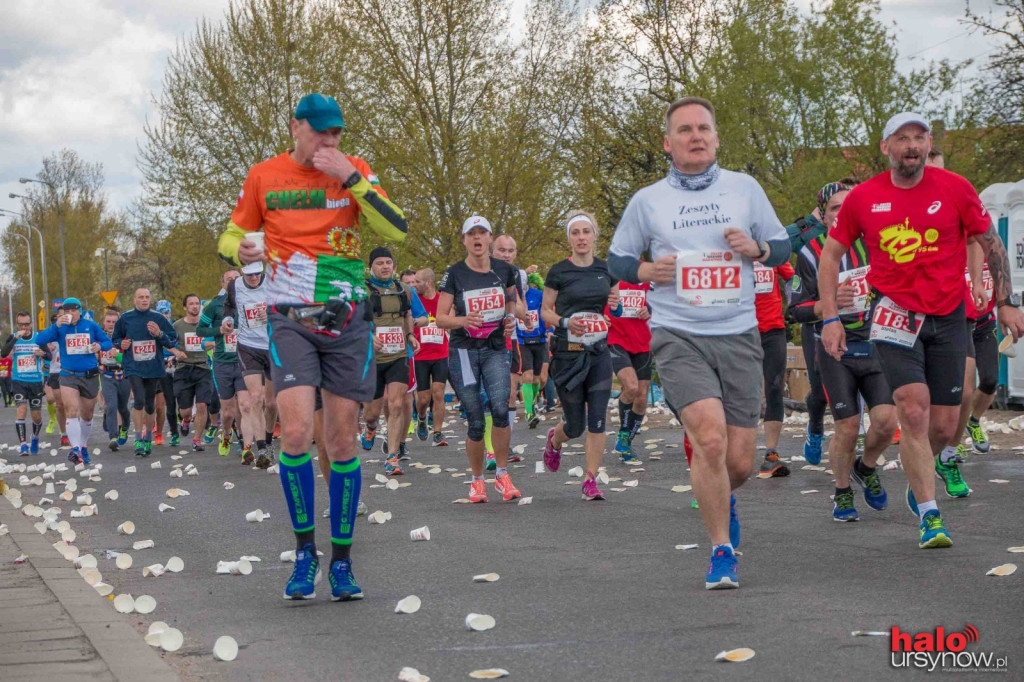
369, 246, 393, 265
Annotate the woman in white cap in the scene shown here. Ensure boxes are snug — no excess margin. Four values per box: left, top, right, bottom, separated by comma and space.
541, 211, 620, 500
435, 216, 524, 503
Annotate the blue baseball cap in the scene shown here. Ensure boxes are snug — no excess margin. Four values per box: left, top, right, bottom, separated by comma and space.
156, 300, 172, 314
294, 94, 345, 131
61, 297, 82, 309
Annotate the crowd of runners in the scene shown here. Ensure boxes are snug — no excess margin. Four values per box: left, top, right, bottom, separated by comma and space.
3, 95, 1022, 599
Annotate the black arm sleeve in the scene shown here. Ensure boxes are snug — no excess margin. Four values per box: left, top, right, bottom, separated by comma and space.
608, 252, 641, 284
223, 281, 238, 323
762, 238, 793, 268
787, 252, 821, 325
1, 335, 15, 358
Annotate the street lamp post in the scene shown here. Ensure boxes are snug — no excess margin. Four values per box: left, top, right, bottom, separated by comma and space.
95, 247, 110, 290
19, 177, 67, 298
0, 208, 48, 315
7, 231, 36, 333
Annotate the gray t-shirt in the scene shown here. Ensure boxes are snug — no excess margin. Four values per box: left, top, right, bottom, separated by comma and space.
609, 169, 786, 336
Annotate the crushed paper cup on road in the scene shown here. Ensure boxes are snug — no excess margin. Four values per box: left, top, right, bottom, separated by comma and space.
375, 473, 389, 484
60, 490, 74, 502
148, 621, 168, 637
61, 528, 76, 542
133, 539, 155, 550
534, 461, 544, 474
124, 466, 136, 474
160, 627, 184, 652
989, 479, 1010, 484
45, 482, 55, 495
158, 503, 175, 512
986, 563, 1017, 577
239, 555, 261, 562
395, 595, 422, 614
518, 497, 533, 506
567, 466, 583, 478
399, 667, 430, 682
368, 510, 392, 525
465, 613, 496, 632
216, 559, 253, 575
280, 550, 297, 562
801, 490, 819, 494
117, 521, 135, 535
386, 478, 400, 490
113, 594, 135, 613
409, 526, 430, 541
851, 631, 889, 637
116, 553, 133, 569
671, 485, 692, 493
623, 480, 639, 487
33, 521, 48, 534
150, 461, 162, 469
143, 563, 165, 577
73, 554, 98, 569
166, 488, 189, 498
93, 582, 113, 596
82, 504, 97, 516
468, 668, 509, 679
223, 482, 235, 490
1008, 547, 1024, 553
186, 468, 199, 477
675, 544, 699, 551
213, 635, 239, 662
169, 469, 183, 478
473, 573, 500, 582
135, 595, 157, 614
999, 335, 1017, 357
715, 648, 755, 662
104, 490, 118, 501
78, 567, 102, 586
166, 556, 184, 572
245, 509, 264, 522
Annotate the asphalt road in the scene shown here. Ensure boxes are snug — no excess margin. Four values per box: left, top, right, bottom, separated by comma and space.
2, 405, 1023, 681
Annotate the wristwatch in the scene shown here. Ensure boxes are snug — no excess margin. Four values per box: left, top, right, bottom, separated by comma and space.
997, 293, 1022, 308
755, 241, 768, 259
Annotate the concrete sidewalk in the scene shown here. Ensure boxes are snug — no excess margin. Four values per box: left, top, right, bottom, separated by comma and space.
0, 494, 178, 682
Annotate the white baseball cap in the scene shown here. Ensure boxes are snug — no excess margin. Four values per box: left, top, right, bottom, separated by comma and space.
462, 215, 492, 234
241, 261, 264, 275
882, 112, 930, 140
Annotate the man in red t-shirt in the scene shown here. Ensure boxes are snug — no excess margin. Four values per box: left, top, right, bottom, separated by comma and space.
754, 262, 794, 477
607, 280, 652, 464
413, 268, 450, 446
819, 112, 1024, 551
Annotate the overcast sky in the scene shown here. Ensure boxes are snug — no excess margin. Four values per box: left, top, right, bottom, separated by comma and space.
0, 0, 1009, 222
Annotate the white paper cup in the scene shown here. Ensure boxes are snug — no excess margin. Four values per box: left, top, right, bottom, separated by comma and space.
148, 622, 169, 636
93, 582, 114, 596
61, 528, 76, 543
245, 231, 265, 256
150, 461, 162, 469
245, 509, 263, 523
170, 469, 183, 478
368, 510, 388, 525
33, 521, 47, 534
74, 554, 98, 569
999, 335, 1017, 358
55, 520, 70, 533
186, 469, 199, 477
45, 482, 55, 495
79, 567, 102, 586
409, 526, 430, 541
64, 479, 77, 492
104, 490, 118, 501
135, 595, 157, 614
165, 556, 184, 573
159, 627, 183, 652
116, 553, 133, 570
117, 521, 135, 535
133, 539, 155, 550
279, 550, 296, 563
62, 545, 80, 561
535, 460, 544, 474
223, 482, 235, 490
473, 573, 500, 582
158, 503, 174, 512
395, 595, 422, 614
213, 635, 239, 662
217, 559, 252, 575
143, 564, 165, 577
124, 466, 136, 474
465, 613, 496, 632
113, 594, 135, 614
59, 490, 74, 502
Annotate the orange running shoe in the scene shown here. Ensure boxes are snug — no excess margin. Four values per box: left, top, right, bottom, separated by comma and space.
154, 433, 164, 446
494, 472, 522, 501
469, 478, 488, 503
892, 426, 901, 445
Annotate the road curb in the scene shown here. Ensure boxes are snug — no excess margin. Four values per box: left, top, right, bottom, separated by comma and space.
0, 494, 179, 682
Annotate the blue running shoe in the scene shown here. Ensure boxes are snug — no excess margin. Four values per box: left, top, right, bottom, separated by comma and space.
81, 447, 91, 465
919, 510, 953, 549
832, 489, 859, 522
29, 437, 39, 455
850, 457, 887, 510
329, 558, 364, 601
283, 545, 321, 600
19, 442, 29, 456
615, 433, 641, 464
803, 429, 823, 465
729, 494, 740, 549
117, 427, 128, 447
905, 484, 919, 518
360, 425, 376, 451
416, 419, 428, 442
705, 545, 739, 590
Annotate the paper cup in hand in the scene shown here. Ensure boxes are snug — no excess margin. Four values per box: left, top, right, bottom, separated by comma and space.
409, 526, 430, 541
213, 635, 239, 662
465, 613, 496, 632
117, 521, 135, 535
245, 231, 265, 256
999, 334, 1017, 358
245, 509, 263, 522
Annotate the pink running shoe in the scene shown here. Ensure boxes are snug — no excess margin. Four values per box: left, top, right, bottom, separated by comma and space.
543, 427, 561, 472
581, 473, 605, 501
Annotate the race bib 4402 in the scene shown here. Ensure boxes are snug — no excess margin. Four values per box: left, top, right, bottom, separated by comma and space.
620, 289, 647, 318
676, 251, 741, 307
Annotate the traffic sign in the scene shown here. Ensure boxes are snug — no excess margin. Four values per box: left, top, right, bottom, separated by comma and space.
100, 290, 119, 306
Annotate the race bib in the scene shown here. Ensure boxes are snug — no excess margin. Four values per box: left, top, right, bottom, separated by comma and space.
838, 266, 870, 315
420, 322, 445, 345
965, 266, 994, 307
568, 312, 609, 345
17, 355, 37, 374
132, 339, 157, 362
676, 251, 742, 307
184, 333, 204, 353
224, 332, 238, 354
517, 309, 539, 332
0, 368, 7, 378
753, 262, 775, 295
463, 286, 505, 338
620, 289, 647, 318
243, 302, 267, 328
376, 325, 406, 354
869, 296, 924, 348
100, 349, 119, 366
66, 333, 92, 355
50, 353, 60, 373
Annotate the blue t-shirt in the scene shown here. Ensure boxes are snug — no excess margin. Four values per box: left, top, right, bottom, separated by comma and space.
516, 286, 546, 342
34, 320, 113, 373
111, 308, 177, 378
11, 336, 45, 383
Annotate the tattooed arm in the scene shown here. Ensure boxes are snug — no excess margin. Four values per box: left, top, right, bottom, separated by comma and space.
969, 224, 1024, 341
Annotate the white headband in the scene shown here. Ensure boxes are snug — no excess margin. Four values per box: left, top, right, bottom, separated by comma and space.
566, 214, 596, 237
